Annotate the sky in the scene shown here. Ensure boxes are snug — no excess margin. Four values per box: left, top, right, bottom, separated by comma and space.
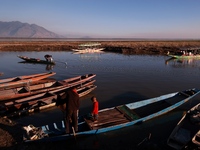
1, 0, 200, 39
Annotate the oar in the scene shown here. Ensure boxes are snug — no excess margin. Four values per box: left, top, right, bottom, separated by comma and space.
72, 126, 77, 140
55, 60, 67, 65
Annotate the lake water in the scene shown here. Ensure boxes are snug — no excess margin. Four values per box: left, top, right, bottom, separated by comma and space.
1, 51, 200, 149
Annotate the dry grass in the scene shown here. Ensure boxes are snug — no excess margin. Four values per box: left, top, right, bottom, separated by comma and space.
0, 40, 200, 55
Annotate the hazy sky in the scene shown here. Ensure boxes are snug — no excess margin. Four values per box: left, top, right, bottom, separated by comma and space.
1, 0, 200, 39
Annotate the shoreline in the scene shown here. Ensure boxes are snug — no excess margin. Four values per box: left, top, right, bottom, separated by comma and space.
1, 40, 200, 149
0, 40, 200, 55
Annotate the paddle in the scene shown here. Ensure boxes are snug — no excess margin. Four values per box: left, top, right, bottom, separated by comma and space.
71, 126, 77, 140
137, 133, 151, 147
54, 60, 67, 65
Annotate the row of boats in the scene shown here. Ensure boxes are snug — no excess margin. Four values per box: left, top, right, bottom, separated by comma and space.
166, 48, 200, 149
1, 72, 199, 148
19, 80, 199, 150
0, 72, 97, 118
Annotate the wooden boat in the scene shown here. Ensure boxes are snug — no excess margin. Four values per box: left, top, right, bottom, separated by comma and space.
0, 72, 55, 84
18, 55, 56, 65
22, 88, 200, 142
192, 130, 200, 147
167, 47, 200, 59
0, 78, 57, 100
0, 72, 56, 89
0, 73, 96, 101
1, 81, 97, 118
167, 102, 200, 150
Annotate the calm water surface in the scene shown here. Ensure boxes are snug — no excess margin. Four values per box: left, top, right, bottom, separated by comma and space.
1, 51, 200, 149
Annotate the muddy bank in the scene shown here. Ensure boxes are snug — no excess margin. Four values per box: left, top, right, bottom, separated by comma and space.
0, 117, 23, 150
0, 40, 200, 55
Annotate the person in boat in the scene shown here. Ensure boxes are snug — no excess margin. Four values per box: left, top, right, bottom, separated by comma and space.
44, 54, 53, 62
90, 96, 99, 122
57, 87, 80, 133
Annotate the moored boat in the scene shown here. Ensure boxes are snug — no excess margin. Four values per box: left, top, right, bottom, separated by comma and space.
0, 72, 55, 84
23, 88, 200, 142
18, 55, 56, 65
0, 73, 96, 101
167, 47, 200, 59
1, 81, 97, 118
0, 72, 56, 89
167, 102, 200, 150
192, 130, 200, 148
72, 42, 104, 54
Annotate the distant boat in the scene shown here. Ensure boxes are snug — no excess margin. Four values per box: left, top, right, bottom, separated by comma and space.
18, 55, 56, 65
72, 42, 104, 54
167, 102, 200, 150
167, 47, 200, 59
22, 88, 200, 142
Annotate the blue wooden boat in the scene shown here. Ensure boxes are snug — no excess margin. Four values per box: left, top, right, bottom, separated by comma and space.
167, 102, 200, 150
23, 88, 200, 142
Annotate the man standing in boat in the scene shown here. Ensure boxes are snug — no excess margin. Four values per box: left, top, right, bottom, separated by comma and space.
44, 54, 53, 62
56, 87, 80, 134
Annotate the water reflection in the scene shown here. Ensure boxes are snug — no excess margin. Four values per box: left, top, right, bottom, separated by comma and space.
18, 61, 55, 71
165, 57, 200, 68
73, 52, 104, 61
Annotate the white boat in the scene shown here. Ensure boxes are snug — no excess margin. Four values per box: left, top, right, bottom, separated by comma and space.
72, 43, 104, 54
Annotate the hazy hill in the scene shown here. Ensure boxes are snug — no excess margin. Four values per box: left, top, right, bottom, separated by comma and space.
0, 21, 63, 38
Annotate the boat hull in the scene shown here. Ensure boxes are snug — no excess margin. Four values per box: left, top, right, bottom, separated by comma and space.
167, 54, 200, 59
23, 88, 200, 143
167, 103, 200, 149
0, 72, 56, 89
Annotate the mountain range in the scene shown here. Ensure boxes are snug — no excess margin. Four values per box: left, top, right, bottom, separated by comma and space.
0, 21, 63, 38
